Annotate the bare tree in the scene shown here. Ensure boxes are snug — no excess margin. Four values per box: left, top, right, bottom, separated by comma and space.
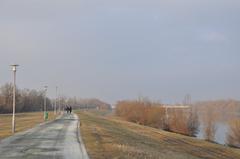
183, 94, 191, 106
227, 119, 240, 148
0, 83, 22, 113
169, 109, 189, 135
0, 83, 50, 113
204, 108, 217, 142
187, 107, 199, 137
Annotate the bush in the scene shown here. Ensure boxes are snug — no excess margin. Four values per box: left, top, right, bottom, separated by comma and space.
203, 108, 217, 142
227, 119, 240, 148
115, 99, 199, 137
116, 100, 166, 129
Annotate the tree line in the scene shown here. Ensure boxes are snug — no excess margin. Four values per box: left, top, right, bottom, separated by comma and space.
0, 83, 51, 113
0, 83, 111, 114
66, 98, 111, 110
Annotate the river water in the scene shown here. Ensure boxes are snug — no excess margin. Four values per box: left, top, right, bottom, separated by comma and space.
197, 122, 229, 145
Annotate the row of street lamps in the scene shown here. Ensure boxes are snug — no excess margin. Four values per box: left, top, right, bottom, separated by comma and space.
10, 64, 59, 134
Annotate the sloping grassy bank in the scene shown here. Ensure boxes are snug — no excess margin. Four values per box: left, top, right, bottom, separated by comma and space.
77, 111, 240, 159
0, 111, 57, 139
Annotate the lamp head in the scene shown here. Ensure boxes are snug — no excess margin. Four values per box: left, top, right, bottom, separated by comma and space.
10, 64, 19, 72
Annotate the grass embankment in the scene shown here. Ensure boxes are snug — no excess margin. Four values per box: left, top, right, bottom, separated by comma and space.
77, 111, 240, 159
0, 111, 58, 139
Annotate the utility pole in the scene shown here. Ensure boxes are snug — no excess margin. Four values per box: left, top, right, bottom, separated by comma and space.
183, 94, 192, 106
55, 86, 58, 115
44, 86, 48, 120
58, 88, 61, 114
11, 64, 19, 134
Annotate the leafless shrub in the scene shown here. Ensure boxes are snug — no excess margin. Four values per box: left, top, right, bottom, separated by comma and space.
115, 99, 166, 128
116, 99, 199, 137
227, 119, 240, 148
166, 107, 199, 137
204, 108, 217, 142
168, 109, 189, 135
0, 83, 49, 113
187, 107, 200, 137
194, 99, 240, 122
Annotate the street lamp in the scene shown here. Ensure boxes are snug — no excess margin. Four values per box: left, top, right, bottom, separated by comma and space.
55, 86, 58, 115
10, 64, 19, 134
44, 86, 48, 120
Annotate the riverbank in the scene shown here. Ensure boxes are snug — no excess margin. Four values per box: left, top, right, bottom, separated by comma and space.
77, 111, 240, 159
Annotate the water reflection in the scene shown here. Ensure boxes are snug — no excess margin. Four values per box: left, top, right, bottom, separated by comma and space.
197, 122, 229, 145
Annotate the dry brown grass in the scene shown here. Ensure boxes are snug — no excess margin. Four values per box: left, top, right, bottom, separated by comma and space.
0, 111, 57, 139
77, 111, 240, 159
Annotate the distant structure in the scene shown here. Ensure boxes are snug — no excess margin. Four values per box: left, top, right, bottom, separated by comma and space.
183, 94, 192, 106
162, 105, 190, 109
162, 105, 191, 121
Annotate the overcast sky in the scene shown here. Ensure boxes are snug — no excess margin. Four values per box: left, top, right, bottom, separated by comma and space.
0, 0, 239, 104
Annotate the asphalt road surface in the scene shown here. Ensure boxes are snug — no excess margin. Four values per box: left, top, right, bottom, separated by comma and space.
0, 113, 89, 159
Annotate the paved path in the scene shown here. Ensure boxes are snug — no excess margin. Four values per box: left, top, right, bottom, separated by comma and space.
0, 113, 89, 159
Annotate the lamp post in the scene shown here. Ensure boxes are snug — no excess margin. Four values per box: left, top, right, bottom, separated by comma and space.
55, 86, 58, 115
44, 86, 48, 120
10, 64, 19, 134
